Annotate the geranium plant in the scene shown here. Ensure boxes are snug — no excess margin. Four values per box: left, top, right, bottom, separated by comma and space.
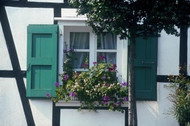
51, 49, 128, 112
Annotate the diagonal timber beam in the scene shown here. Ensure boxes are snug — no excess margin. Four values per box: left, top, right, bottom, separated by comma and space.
0, 6, 35, 126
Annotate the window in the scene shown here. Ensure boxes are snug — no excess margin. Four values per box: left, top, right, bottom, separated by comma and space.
63, 26, 127, 82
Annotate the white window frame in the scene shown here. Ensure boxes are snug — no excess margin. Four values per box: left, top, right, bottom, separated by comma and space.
56, 17, 128, 84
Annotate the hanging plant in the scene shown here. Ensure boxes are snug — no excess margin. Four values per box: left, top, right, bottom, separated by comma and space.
51, 49, 128, 112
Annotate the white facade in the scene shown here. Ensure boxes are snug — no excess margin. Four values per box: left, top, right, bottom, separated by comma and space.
0, 6, 189, 126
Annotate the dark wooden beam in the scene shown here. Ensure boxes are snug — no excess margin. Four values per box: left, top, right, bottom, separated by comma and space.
157, 75, 173, 83
52, 103, 60, 126
0, 1, 73, 8
0, 70, 26, 78
0, 6, 35, 126
179, 26, 188, 76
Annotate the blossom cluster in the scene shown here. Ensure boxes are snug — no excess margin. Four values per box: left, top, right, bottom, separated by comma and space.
50, 50, 128, 112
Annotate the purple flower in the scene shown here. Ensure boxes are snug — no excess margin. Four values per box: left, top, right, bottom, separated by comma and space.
70, 48, 74, 52
103, 96, 109, 102
102, 75, 106, 80
55, 82, 59, 87
63, 49, 67, 53
70, 92, 76, 97
123, 96, 128, 101
64, 74, 69, 81
46, 93, 51, 98
121, 82, 127, 87
102, 101, 107, 104
116, 101, 121, 106
106, 83, 110, 87
82, 63, 88, 68
93, 62, 97, 65
100, 55, 106, 60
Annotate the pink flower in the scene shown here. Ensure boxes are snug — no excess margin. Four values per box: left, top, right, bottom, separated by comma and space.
108, 64, 117, 72
108, 67, 113, 72
82, 63, 88, 68
99, 55, 106, 60
93, 62, 97, 65
113, 64, 117, 69
46, 93, 51, 98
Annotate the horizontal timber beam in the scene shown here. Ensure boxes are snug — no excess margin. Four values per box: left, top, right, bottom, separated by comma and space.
0, 1, 73, 8
0, 70, 26, 78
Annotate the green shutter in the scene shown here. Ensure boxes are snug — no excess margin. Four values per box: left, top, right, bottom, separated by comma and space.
27, 25, 58, 98
134, 37, 157, 100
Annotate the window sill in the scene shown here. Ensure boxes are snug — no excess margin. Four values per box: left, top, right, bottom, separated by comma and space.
56, 100, 128, 107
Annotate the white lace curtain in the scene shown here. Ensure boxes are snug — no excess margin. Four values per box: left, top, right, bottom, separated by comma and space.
70, 32, 117, 68
70, 32, 89, 68
98, 33, 117, 64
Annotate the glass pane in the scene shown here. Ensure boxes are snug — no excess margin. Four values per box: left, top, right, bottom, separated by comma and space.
73, 52, 89, 69
70, 32, 89, 49
97, 52, 116, 64
97, 33, 117, 49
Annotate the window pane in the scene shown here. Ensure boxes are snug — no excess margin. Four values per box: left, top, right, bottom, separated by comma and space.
70, 32, 89, 49
73, 52, 89, 69
97, 33, 117, 49
97, 52, 116, 64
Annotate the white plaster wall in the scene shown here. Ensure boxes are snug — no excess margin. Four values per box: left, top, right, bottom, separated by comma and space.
29, 99, 53, 126
157, 31, 180, 75
6, 7, 54, 71
137, 83, 178, 126
0, 7, 54, 126
60, 110, 125, 126
0, 78, 27, 126
0, 22, 13, 70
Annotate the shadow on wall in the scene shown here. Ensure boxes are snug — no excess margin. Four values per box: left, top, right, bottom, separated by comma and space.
29, 99, 52, 126
137, 83, 178, 126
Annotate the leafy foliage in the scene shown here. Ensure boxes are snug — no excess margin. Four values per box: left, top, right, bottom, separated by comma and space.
168, 74, 190, 125
52, 50, 128, 112
69, 0, 190, 39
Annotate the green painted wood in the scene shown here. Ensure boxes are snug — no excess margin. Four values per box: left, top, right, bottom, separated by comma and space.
27, 25, 58, 98
134, 37, 157, 100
